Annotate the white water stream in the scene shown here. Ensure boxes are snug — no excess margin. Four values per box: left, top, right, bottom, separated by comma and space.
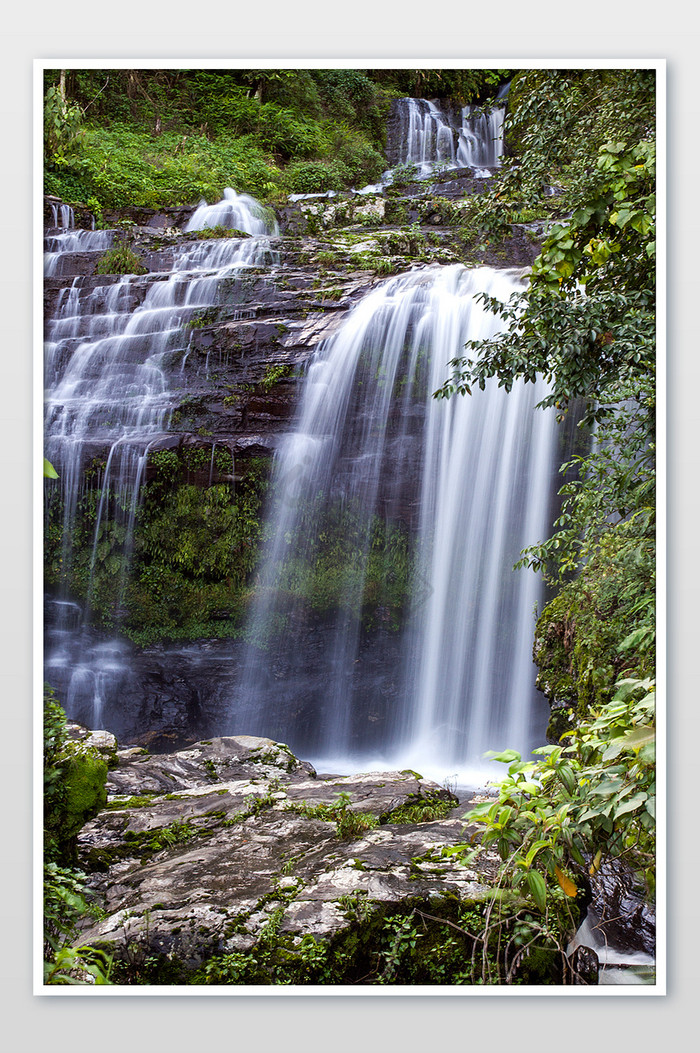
235, 265, 556, 783
44, 190, 278, 722
390, 96, 505, 177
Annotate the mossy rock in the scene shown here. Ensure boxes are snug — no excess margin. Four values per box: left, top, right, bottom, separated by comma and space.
546, 705, 576, 745
61, 750, 109, 842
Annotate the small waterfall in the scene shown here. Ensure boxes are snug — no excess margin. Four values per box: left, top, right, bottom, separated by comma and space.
568, 913, 656, 985
185, 188, 279, 237
235, 265, 556, 783
51, 202, 75, 228
389, 97, 505, 177
457, 104, 506, 168
44, 227, 115, 277
44, 189, 277, 725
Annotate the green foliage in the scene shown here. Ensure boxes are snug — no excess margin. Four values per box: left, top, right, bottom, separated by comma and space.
44, 82, 83, 159
123, 818, 200, 858
45, 450, 271, 645
95, 238, 147, 275
259, 362, 294, 392
455, 676, 655, 919
43, 688, 112, 985
283, 159, 350, 195
44, 686, 108, 864
44, 863, 113, 985
189, 892, 562, 986
290, 792, 380, 840
436, 71, 655, 423
383, 792, 454, 824
123, 453, 269, 644
388, 161, 420, 188
43, 69, 395, 210
370, 68, 511, 104
263, 496, 414, 639
193, 225, 250, 241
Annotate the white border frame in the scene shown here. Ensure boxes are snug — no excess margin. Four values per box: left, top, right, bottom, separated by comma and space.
33, 57, 666, 998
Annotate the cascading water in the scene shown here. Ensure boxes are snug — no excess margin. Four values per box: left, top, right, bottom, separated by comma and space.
389, 97, 505, 177
44, 110, 555, 782
44, 205, 115, 277
234, 264, 556, 784
44, 189, 278, 729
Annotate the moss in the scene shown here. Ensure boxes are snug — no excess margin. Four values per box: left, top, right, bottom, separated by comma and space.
46, 446, 271, 646
382, 792, 455, 825
534, 520, 654, 721
546, 705, 576, 744
60, 751, 108, 843
104, 794, 159, 811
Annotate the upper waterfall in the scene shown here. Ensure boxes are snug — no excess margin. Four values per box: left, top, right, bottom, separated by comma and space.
387, 97, 505, 177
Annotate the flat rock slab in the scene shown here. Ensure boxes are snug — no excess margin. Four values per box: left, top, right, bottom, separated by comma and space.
76, 733, 499, 972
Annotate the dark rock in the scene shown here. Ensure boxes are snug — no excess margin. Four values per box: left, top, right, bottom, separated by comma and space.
567, 943, 599, 984
588, 857, 656, 958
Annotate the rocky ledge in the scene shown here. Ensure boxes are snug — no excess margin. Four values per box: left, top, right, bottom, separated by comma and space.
72, 725, 510, 984
66, 726, 655, 987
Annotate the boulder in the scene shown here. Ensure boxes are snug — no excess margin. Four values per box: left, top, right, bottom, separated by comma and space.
75, 733, 502, 980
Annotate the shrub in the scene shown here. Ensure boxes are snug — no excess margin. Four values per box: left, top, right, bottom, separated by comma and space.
95, 239, 147, 275
284, 159, 350, 195
43, 687, 113, 985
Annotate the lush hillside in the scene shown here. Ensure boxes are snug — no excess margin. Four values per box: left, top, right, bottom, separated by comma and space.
44, 67, 511, 210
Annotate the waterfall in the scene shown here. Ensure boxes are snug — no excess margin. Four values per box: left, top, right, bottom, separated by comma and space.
44, 190, 277, 728
457, 104, 506, 168
185, 187, 279, 237
234, 264, 556, 783
389, 97, 505, 177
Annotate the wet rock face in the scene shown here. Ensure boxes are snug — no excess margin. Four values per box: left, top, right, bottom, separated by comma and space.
76, 732, 498, 978
43, 167, 542, 490
43, 624, 405, 756
588, 858, 656, 958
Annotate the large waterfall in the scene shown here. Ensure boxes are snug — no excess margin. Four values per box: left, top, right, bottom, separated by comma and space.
234, 265, 556, 783
44, 97, 556, 785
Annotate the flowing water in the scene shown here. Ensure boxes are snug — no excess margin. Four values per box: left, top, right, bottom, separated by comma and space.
389, 96, 505, 176
568, 914, 656, 985
234, 265, 556, 783
44, 190, 278, 726
44, 105, 556, 783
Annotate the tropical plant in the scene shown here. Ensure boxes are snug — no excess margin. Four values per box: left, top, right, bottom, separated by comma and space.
43, 687, 113, 985
447, 676, 656, 922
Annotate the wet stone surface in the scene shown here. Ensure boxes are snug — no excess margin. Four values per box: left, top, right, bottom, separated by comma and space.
75, 729, 499, 970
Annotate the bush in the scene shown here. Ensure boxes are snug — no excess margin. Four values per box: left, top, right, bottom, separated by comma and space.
44, 687, 108, 864
95, 239, 147, 275
283, 159, 350, 195
43, 687, 113, 986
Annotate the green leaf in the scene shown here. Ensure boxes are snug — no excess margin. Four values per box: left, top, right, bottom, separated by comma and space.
613, 792, 647, 818
524, 839, 551, 868
557, 764, 577, 795
44, 457, 59, 478
486, 749, 522, 765
621, 727, 655, 751
526, 870, 547, 912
